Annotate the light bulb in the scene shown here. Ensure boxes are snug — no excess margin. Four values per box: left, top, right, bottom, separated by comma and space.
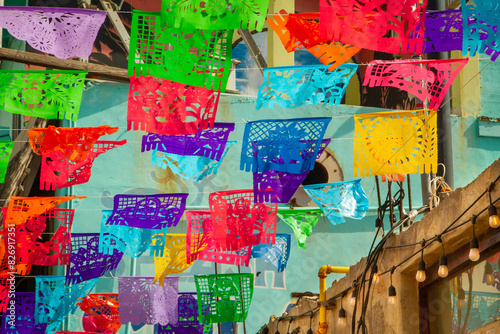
438, 254, 449, 278
485, 262, 494, 285
338, 308, 346, 326
469, 234, 480, 261
388, 285, 396, 305
372, 272, 380, 284
457, 298, 466, 310
349, 288, 358, 306
416, 259, 426, 282
489, 204, 500, 228
486, 273, 495, 285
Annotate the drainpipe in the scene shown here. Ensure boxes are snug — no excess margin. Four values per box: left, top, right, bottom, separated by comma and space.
317, 265, 350, 334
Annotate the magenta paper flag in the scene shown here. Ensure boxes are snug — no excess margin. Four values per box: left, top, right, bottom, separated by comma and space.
363, 59, 468, 111
0, 7, 106, 59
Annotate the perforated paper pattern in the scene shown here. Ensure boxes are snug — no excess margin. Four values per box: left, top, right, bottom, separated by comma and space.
257, 64, 357, 109
67, 233, 123, 285
0, 141, 13, 183
320, 0, 427, 55
1, 292, 48, 334
78, 293, 121, 334
118, 276, 179, 325
158, 293, 206, 334
251, 234, 290, 272
29, 125, 119, 163
153, 234, 193, 286
423, 10, 463, 53
0, 275, 11, 312
106, 193, 188, 229
129, 11, 233, 92
277, 209, 322, 249
35, 276, 97, 331
41, 140, 126, 191
195, 273, 253, 324
267, 10, 360, 71
127, 75, 220, 135
160, 0, 270, 31
5, 196, 83, 226
240, 118, 331, 174
0, 233, 29, 276
363, 59, 468, 111
0, 70, 86, 121
0, 7, 106, 59
142, 123, 235, 161
152, 141, 235, 182
354, 109, 438, 177
99, 210, 164, 258
208, 190, 277, 251
253, 171, 307, 204
462, 0, 500, 61
303, 179, 369, 225
186, 210, 251, 266
6, 208, 74, 271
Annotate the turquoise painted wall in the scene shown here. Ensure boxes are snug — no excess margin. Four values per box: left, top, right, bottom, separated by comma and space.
58, 79, 500, 334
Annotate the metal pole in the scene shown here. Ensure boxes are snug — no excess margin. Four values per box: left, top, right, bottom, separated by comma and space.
215, 263, 221, 334
428, 0, 454, 189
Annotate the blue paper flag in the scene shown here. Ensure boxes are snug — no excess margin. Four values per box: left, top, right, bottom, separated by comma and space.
98, 210, 167, 258
303, 179, 369, 225
152, 141, 235, 181
251, 234, 291, 272
240, 117, 331, 174
256, 64, 358, 109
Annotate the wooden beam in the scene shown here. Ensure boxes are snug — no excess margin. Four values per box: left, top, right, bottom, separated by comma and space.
0, 48, 129, 81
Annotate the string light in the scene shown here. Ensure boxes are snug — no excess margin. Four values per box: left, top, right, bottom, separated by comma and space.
416, 240, 427, 283
349, 282, 358, 307
438, 236, 449, 278
457, 277, 466, 310
371, 263, 380, 284
388, 267, 397, 305
488, 183, 500, 228
337, 294, 346, 327
484, 262, 494, 285
469, 215, 480, 262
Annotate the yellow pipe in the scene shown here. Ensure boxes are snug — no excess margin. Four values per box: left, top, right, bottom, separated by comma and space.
316, 265, 350, 334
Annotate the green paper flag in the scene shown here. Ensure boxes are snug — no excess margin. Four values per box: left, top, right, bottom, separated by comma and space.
0, 70, 86, 121
0, 141, 13, 183
277, 209, 323, 249
195, 273, 254, 324
160, 0, 270, 31
129, 11, 234, 92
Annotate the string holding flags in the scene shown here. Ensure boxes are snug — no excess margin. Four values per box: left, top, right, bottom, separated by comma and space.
256, 64, 358, 109
129, 11, 233, 92
0, 141, 13, 183
160, 0, 270, 31
127, 75, 220, 135
319, 0, 428, 55
194, 273, 254, 324
303, 179, 369, 225
363, 58, 468, 111
353, 109, 438, 177
0, 71, 87, 121
0, 7, 106, 59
